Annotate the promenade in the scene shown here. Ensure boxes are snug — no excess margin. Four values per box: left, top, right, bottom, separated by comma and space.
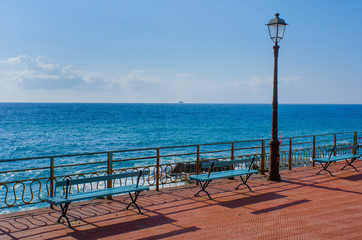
1, 161, 361, 240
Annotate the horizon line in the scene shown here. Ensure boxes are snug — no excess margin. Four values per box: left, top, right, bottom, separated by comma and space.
0, 102, 361, 105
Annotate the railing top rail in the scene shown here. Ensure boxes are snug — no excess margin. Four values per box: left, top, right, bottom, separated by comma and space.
282, 131, 354, 139
0, 147, 160, 162
198, 139, 266, 147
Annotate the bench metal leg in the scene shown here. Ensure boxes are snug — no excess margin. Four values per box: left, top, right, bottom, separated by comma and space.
194, 180, 213, 200
57, 203, 72, 228
317, 162, 334, 176
341, 159, 359, 172
125, 191, 143, 214
235, 174, 253, 192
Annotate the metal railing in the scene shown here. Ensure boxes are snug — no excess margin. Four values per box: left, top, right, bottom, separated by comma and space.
0, 131, 359, 213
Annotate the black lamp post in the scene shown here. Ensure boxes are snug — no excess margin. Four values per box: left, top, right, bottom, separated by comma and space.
266, 13, 287, 181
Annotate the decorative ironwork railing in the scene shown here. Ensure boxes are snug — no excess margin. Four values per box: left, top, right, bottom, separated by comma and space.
0, 131, 359, 213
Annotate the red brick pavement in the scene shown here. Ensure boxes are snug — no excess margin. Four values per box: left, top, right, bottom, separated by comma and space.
1, 161, 361, 240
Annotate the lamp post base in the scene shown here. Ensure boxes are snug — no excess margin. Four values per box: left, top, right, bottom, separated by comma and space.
268, 139, 281, 182
267, 173, 281, 181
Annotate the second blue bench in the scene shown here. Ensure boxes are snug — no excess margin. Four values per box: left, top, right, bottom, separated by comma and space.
189, 157, 259, 199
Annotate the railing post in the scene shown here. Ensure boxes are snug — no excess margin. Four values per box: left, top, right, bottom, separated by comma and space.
312, 136, 316, 167
196, 145, 200, 175
196, 145, 200, 186
288, 138, 292, 170
333, 134, 337, 156
107, 152, 113, 200
231, 142, 235, 161
260, 140, 265, 175
228, 142, 235, 180
353, 132, 357, 145
230, 142, 235, 170
156, 148, 160, 191
50, 157, 54, 209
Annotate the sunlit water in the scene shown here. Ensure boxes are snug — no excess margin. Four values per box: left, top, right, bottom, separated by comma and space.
0, 103, 361, 213
2, 103, 361, 159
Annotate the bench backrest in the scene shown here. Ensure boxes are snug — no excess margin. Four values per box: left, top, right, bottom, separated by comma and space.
334, 144, 359, 155
55, 170, 150, 189
326, 144, 359, 160
202, 157, 259, 177
326, 147, 335, 160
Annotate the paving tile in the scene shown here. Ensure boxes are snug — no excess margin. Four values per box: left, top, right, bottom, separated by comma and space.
0, 161, 361, 239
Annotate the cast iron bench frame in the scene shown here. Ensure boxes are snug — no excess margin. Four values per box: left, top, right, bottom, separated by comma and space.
189, 157, 259, 200
313, 145, 360, 176
45, 170, 149, 228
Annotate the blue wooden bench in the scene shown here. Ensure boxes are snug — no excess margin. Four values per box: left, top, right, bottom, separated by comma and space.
46, 170, 149, 228
189, 157, 259, 200
313, 145, 360, 176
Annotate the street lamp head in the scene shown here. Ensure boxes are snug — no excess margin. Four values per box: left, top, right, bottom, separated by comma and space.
266, 13, 287, 44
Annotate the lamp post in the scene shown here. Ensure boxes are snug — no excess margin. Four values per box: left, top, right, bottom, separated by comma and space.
266, 13, 287, 181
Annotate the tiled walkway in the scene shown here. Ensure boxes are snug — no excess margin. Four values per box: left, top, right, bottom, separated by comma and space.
1, 162, 361, 240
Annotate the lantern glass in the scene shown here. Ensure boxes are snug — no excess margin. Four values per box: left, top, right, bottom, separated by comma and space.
268, 24, 278, 40
267, 13, 287, 43
277, 24, 286, 39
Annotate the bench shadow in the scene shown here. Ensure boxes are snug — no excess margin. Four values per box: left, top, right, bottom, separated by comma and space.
282, 179, 362, 195
341, 173, 362, 181
250, 199, 310, 215
66, 214, 192, 239
217, 192, 286, 209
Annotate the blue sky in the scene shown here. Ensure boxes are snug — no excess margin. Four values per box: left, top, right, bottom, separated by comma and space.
0, 0, 361, 103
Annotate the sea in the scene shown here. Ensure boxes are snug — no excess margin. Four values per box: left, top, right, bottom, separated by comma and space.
1, 103, 362, 213
1, 103, 362, 160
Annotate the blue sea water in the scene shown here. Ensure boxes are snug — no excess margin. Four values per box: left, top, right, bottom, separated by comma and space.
0, 103, 362, 160
1, 103, 362, 214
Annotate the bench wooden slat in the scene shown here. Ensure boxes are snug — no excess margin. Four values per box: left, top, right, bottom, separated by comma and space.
202, 157, 260, 169
189, 169, 259, 181
334, 145, 358, 152
324, 145, 358, 155
55, 170, 150, 187
314, 153, 360, 163
47, 184, 149, 205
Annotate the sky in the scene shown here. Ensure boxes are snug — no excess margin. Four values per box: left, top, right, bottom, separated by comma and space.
0, 0, 361, 104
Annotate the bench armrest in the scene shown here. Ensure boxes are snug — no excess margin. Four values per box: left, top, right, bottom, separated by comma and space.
208, 161, 215, 178
136, 170, 143, 188
247, 157, 256, 171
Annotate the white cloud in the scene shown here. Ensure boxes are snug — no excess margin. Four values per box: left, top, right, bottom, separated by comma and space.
0, 55, 295, 103
174, 73, 194, 78
0, 55, 173, 98
280, 76, 302, 83
35, 56, 57, 70
104, 69, 168, 91
234, 76, 271, 88
0, 55, 93, 90
233, 75, 302, 88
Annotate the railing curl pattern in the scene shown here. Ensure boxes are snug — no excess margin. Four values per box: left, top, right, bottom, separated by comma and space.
0, 131, 359, 212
